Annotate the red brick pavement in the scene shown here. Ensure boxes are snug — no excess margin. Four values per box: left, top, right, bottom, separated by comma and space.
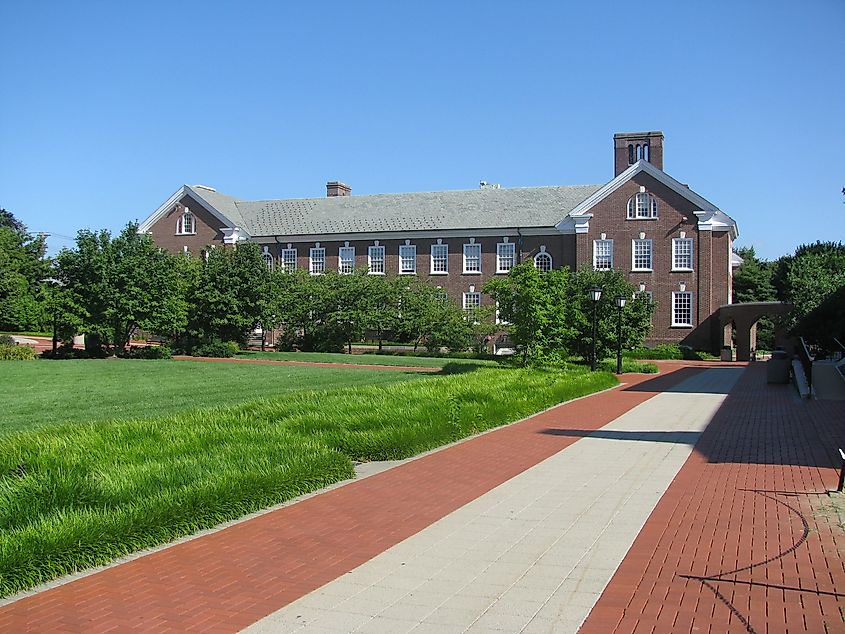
580, 362, 845, 634
0, 364, 700, 632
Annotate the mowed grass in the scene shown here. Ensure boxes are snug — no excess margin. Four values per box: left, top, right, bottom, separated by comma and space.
0, 365, 617, 597
236, 350, 500, 368
0, 359, 424, 436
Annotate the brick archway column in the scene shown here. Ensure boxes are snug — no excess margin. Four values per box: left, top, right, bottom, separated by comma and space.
734, 317, 754, 361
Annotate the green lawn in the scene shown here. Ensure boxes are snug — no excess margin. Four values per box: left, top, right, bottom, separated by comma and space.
0, 359, 424, 436
0, 363, 617, 597
235, 350, 501, 368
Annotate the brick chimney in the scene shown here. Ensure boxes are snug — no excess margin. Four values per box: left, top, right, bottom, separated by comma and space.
326, 181, 351, 197
613, 131, 664, 176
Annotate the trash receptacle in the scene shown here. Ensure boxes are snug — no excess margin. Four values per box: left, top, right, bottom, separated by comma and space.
767, 349, 790, 384
721, 346, 734, 361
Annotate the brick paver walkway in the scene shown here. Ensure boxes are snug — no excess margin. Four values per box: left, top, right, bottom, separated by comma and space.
580, 362, 845, 634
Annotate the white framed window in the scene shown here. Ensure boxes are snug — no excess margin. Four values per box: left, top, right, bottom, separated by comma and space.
463, 291, 481, 311
672, 291, 693, 327
463, 240, 481, 274
399, 243, 417, 274
632, 239, 653, 271
281, 246, 297, 272
309, 245, 326, 275
261, 247, 274, 271
339, 245, 355, 274
626, 190, 658, 219
534, 248, 553, 273
431, 242, 448, 274
593, 239, 613, 270
496, 240, 516, 273
434, 287, 448, 303
673, 238, 694, 271
176, 209, 196, 235
368, 243, 385, 274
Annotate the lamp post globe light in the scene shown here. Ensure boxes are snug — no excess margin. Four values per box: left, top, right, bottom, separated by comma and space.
588, 286, 602, 371
615, 295, 627, 374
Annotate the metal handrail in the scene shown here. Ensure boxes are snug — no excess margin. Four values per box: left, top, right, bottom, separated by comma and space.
798, 337, 814, 389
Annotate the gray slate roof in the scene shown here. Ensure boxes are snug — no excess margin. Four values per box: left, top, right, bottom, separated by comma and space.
189, 184, 603, 237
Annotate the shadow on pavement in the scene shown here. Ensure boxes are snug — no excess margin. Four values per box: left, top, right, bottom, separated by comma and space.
541, 428, 701, 445
623, 364, 845, 469
623, 367, 743, 395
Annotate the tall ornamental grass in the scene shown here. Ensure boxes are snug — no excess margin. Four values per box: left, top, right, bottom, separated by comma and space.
0, 367, 616, 596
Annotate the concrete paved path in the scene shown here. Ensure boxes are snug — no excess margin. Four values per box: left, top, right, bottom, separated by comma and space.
246, 368, 743, 633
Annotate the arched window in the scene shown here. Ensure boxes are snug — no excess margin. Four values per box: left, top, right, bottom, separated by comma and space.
261, 247, 274, 271
534, 248, 552, 273
176, 209, 195, 235
626, 191, 658, 219
627, 144, 635, 164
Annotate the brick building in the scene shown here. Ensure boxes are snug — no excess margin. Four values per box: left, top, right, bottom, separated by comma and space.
139, 131, 739, 350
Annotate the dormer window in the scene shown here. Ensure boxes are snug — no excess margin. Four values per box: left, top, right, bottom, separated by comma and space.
626, 190, 658, 219
176, 209, 196, 235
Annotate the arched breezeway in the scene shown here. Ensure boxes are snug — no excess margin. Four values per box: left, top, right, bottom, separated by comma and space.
717, 302, 793, 361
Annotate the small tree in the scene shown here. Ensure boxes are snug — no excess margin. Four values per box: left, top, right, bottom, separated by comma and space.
55, 224, 187, 353
567, 269, 653, 363
0, 210, 49, 332
362, 275, 400, 351
187, 243, 270, 348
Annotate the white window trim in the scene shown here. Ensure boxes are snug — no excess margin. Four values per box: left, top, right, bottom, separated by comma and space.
496, 241, 516, 274
430, 242, 449, 275
262, 251, 274, 271
631, 239, 653, 272
463, 241, 482, 274
309, 246, 326, 275
671, 291, 694, 327
368, 245, 386, 275
593, 239, 614, 270
626, 191, 658, 220
338, 246, 355, 274
462, 291, 481, 310
175, 210, 196, 235
399, 244, 417, 275
533, 249, 553, 273
672, 238, 694, 271
281, 247, 297, 272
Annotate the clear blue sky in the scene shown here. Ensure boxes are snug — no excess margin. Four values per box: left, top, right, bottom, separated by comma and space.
2, 1, 843, 260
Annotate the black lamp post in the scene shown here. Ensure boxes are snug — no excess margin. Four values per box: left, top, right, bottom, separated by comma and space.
41, 277, 63, 356
588, 286, 602, 371
615, 295, 627, 374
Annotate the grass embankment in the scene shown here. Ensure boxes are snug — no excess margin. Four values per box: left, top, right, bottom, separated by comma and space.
0, 360, 424, 436
0, 366, 616, 597
236, 350, 500, 368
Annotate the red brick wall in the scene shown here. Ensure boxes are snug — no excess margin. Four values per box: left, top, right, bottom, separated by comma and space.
263, 234, 569, 307
580, 172, 730, 347
147, 196, 226, 255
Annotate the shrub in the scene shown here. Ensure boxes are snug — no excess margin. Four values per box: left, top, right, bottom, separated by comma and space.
192, 340, 240, 358
599, 358, 658, 374
124, 345, 172, 360
0, 335, 16, 346
0, 344, 36, 361
372, 349, 500, 361
624, 344, 683, 360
